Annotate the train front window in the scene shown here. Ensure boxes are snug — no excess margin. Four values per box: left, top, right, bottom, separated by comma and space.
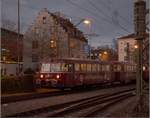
51, 63, 61, 72
41, 63, 61, 72
41, 63, 74, 72
41, 63, 50, 72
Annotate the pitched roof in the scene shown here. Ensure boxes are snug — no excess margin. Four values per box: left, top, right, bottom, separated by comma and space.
118, 33, 136, 39
1, 28, 23, 37
50, 13, 88, 42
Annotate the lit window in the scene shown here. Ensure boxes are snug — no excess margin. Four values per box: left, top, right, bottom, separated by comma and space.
75, 63, 80, 71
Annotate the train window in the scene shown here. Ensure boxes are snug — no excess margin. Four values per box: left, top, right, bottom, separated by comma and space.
68, 64, 73, 72
101, 65, 110, 71
98, 64, 102, 72
41, 63, 50, 72
124, 65, 127, 71
61, 63, 68, 71
106, 65, 110, 71
131, 66, 134, 71
125, 65, 133, 72
92, 64, 97, 72
75, 63, 80, 71
127, 65, 130, 71
133, 66, 137, 71
113, 65, 121, 72
81, 64, 86, 72
51, 63, 61, 72
87, 64, 91, 72
101, 65, 106, 71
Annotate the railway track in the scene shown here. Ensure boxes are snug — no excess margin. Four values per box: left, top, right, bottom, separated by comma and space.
2, 83, 131, 104
8, 88, 135, 117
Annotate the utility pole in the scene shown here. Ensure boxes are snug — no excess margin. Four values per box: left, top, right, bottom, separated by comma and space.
134, 0, 146, 111
17, 0, 20, 75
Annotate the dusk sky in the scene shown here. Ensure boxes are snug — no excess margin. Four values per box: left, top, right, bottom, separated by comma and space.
1, 0, 148, 47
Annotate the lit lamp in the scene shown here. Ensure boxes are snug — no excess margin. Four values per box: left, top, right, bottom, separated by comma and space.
50, 40, 54, 48
83, 20, 91, 25
99, 53, 102, 60
3, 56, 6, 61
103, 51, 108, 55
134, 44, 138, 49
75, 19, 91, 27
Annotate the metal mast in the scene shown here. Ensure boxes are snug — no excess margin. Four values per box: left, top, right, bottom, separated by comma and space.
134, 0, 146, 100
17, 0, 20, 75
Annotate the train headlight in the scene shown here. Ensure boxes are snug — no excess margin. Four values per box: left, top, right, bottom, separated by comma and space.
56, 74, 60, 79
143, 66, 146, 71
40, 74, 44, 78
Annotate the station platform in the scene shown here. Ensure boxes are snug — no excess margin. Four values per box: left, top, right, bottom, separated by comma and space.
2, 88, 59, 97
1, 88, 60, 104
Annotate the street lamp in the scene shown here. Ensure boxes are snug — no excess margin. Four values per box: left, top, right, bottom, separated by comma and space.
83, 20, 91, 25
75, 19, 91, 27
68, 19, 91, 58
82, 19, 92, 59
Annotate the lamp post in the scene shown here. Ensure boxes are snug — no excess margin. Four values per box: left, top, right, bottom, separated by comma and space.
134, 0, 146, 113
78, 19, 92, 59
17, 0, 20, 75
75, 19, 91, 27
68, 19, 91, 58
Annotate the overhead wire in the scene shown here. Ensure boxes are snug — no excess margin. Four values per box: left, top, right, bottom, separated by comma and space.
66, 0, 130, 33
65, 0, 115, 29
86, 0, 130, 33
104, 0, 132, 26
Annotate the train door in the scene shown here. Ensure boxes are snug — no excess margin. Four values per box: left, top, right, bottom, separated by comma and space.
112, 64, 122, 82
65, 63, 74, 87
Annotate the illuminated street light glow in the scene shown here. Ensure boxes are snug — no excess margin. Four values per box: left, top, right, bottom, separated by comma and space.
83, 20, 91, 25
50, 40, 54, 43
103, 51, 108, 55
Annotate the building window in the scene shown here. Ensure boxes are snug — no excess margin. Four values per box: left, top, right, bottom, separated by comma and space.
35, 28, 39, 34
43, 17, 46, 24
124, 56, 128, 61
32, 40, 38, 49
32, 54, 39, 62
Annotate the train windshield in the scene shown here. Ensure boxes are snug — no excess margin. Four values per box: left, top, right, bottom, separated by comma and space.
41, 63, 70, 72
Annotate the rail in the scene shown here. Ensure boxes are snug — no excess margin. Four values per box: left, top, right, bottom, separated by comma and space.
8, 88, 135, 117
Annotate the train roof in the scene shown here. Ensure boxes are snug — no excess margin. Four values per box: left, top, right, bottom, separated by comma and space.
41, 58, 136, 65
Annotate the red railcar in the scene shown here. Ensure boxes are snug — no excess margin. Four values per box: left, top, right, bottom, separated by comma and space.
111, 61, 136, 84
143, 66, 149, 82
36, 58, 137, 89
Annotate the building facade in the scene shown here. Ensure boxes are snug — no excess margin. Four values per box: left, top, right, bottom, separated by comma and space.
1, 28, 23, 76
90, 46, 117, 61
23, 8, 88, 71
118, 33, 149, 64
118, 34, 137, 63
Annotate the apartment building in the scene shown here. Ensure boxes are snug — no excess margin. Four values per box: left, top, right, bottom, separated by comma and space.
118, 34, 137, 63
